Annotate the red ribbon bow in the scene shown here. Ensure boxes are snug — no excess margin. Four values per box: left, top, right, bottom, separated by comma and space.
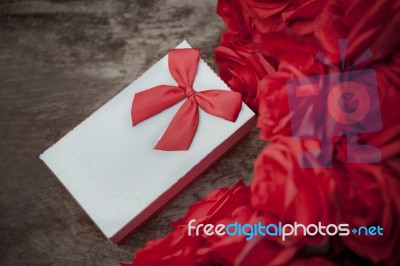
131, 48, 242, 151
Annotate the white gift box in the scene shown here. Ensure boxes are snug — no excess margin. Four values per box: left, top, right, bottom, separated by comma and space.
40, 40, 255, 243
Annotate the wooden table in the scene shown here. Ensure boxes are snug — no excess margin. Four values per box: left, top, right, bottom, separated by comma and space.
0, 1, 264, 265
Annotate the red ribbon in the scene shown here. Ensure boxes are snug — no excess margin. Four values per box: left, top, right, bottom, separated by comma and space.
131, 48, 242, 151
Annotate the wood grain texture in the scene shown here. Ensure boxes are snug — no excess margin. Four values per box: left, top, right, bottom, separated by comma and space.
0, 1, 265, 265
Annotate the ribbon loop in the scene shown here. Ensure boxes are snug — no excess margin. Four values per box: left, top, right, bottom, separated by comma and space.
131, 85, 185, 125
195, 90, 242, 121
168, 48, 199, 88
131, 48, 242, 151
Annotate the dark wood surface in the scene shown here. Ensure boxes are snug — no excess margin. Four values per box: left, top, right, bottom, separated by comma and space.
0, 1, 265, 265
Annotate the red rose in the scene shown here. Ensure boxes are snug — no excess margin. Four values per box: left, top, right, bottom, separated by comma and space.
288, 256, 335, 266
259, 32, 320, 71
315, 0, 400, 65
332, 163, 400, 265
240, 0, 290, 34
251, 137, 336, 246
252, 0, 325, 36
256, 70, 292, 140
215, 33, 275, 111
171, 180, 252, 228
216, 0, 252, 40
123, 181, 256, 266
216, 0, 326, 39
257, 59, 324, 141
334, 52, 400, 164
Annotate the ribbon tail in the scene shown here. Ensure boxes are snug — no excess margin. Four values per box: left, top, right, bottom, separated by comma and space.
131, 85, 185, 125
155, 98, 199, 151
195, 90, 242, 121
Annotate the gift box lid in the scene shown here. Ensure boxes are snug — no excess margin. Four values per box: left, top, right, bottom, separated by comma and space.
40, 40, 255, 243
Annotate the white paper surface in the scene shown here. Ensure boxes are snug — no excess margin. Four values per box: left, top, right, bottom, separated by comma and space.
40, 40, 255, 238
